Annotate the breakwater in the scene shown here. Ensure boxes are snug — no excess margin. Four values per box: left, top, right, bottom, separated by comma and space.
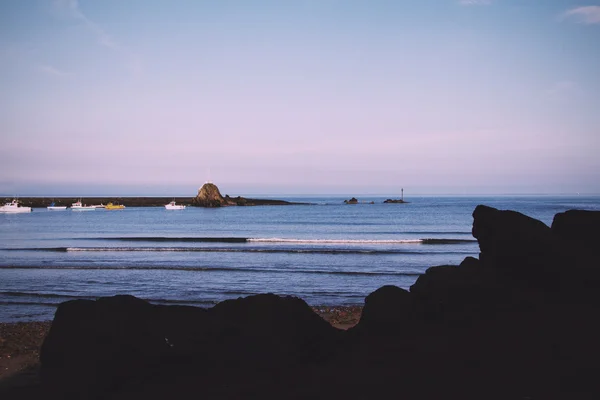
2, 197, 193, 208
2, 197, 300, 208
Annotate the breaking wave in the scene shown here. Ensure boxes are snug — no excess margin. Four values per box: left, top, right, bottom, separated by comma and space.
4, 246, 474, 255
77, 236, 476, 245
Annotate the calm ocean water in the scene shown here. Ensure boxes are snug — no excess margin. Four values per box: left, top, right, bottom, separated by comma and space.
1, 196, 598, 322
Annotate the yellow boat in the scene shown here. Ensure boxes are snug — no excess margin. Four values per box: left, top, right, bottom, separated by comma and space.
105, 202, 125, 210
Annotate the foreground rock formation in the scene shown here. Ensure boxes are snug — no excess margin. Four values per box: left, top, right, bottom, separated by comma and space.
28, 205, 600, 399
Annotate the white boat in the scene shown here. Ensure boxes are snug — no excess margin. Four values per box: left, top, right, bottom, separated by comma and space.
47, 202, 67, 211
91, 204, 106, 209
165, 201, 186, 210
71, 200, 95, 211
0, 199, 32, 213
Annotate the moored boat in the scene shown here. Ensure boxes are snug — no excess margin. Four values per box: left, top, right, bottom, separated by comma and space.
71, 200, 95, 211
47, 202, 67, 211
91, 204, 106, 209
105, 202, 125, 210
0, 199, 32, 213
165, 201, 185, 210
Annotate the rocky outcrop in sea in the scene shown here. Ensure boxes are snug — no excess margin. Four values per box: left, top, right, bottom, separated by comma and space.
191, 182, 228, 207
37, 205, 600, 399
192, 183, 304, 207
383, 198, 407, 203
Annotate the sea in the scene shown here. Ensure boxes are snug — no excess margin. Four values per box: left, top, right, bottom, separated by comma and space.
1, 195, 599, 322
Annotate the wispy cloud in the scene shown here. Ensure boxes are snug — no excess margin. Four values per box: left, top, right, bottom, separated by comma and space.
562, 6, 600, 24
38, 64, 68, 77
53, 0, 141, 75
54, 0, 117, 50
458, 0, 492, 6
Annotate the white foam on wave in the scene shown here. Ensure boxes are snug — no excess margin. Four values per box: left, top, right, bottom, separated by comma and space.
66, 247, 187, 252
247, 238, 423, 244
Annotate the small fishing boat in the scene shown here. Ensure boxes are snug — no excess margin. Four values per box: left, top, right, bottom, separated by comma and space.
165, 201, 186, 210
71, 200, 95, 211
91, 204, 106, 209
47, 202, 67, 211
105, 202, 125, 210
0, 199, 32, 213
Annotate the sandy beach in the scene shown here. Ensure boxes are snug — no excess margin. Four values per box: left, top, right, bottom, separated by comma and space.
0, 322, 50, 382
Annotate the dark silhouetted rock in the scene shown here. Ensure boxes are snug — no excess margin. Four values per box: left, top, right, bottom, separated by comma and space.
344, 197, 358, 204
551, 209, 600, 293
40, 293, 341, 399
471, 204, 570, 292
472, 205, 600, 294
210, 294, 340, 363
351, 285, 411, 334
472, 205, 554, 269
40, 295, 222, 398
552, 209, 600, 250
408, 257, 525, 322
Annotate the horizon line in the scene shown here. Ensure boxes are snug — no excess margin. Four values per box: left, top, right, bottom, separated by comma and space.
2, 193, 599, 198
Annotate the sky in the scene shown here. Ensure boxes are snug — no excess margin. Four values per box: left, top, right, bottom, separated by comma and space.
1, 0, 599, 196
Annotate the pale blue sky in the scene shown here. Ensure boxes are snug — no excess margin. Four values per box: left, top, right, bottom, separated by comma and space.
1, 0, 599, 195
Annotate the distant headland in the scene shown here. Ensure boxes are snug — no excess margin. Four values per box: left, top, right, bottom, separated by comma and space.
3, 183, 309, 208
3, 183, 410, 208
